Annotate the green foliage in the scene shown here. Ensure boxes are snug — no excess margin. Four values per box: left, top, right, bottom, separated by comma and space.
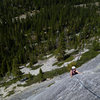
29, 51, 37, 66
21, 50, 99, 86
25, 75, 40, 86
92, 40, 100, 51
5, 90, 15, 97
12, 58, 22, 77
24, 67, 67, 86
52, 61, 63, 67
48, 82, 55, 87
2, 78, 18, 89
0, 77, 3, 82
57, 62, 64, 67
28, 73, 33, 80
0, 0, 100, 77
56, 32, 66, 61
53, 55, 74, 67
64, 56, 74, 62
76, 50, 99, 67
52, 62, 59, 66
1, 59, 6, 76
67, 61, 77, 71
44, 67, 67, 79
31, 65, 43, 70
56, 52, 65, 61
39, 68, 45, 82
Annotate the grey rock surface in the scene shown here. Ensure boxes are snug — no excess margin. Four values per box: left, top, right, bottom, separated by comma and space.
27, 54, 100, 100
8, 54, 100, 100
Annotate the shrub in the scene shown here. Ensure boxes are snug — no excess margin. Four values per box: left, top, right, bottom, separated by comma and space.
48, 82, 55, 87
39, 68, 45, 82
31, 65, 43, 70
92, 40, 100, 51
76, 50, 99, 67
53, 56, 74, 67
18, 50, 99, 86
67, 61, 77, 72
25, 75, 40, 86
64, 56, 74, 62
52, 62, 59, 66
57, 53, 65, 61
57, 62, 64, 67
28, 73, 33, 80
44, 67, 67, 79
5, 90, 15, 97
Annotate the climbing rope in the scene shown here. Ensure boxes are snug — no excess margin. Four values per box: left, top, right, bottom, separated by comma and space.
74, 76, 100, 99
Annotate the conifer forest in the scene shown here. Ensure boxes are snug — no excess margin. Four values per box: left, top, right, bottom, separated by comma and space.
0, 0, 100, 78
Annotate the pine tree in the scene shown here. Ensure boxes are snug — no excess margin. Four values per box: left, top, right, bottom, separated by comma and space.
28, 72, 32, 80
92, 40, 100, 51
29, 51, 37, 67
56, 32, 66, 61
1, 59, 6, 76
39, 68, 45, 82
12, 57, 22, 77
6, 61, 11, 75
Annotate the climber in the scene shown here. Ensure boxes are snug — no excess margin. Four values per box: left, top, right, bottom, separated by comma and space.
70, 66, 80, 77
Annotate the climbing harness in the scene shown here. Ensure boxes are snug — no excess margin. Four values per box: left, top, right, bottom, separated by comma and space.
75, 76, 100, 99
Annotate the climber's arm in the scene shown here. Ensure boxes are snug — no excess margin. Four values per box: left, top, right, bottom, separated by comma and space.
70, 70, 72, 77
76, 70, 80, 74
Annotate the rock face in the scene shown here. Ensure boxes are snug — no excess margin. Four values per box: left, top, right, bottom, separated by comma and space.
27, 54, 100, 100
8, 54, 100, 100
